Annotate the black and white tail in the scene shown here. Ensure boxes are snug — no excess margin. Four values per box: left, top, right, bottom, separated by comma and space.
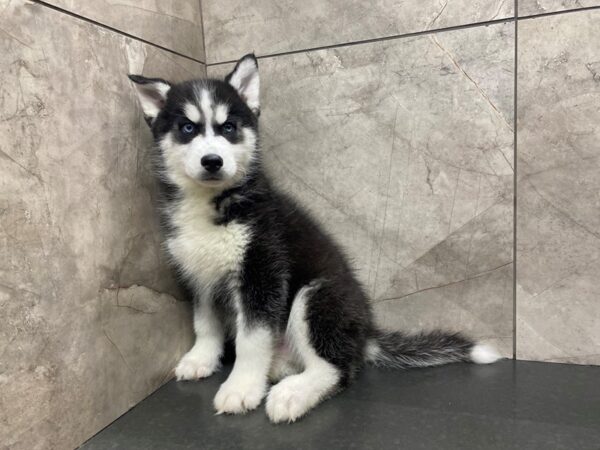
365, 329, 501, 369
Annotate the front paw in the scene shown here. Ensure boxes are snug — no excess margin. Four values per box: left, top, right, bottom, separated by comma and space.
175, 349, 220, 381
266, 378, 310, 423
213, 378, 266, 414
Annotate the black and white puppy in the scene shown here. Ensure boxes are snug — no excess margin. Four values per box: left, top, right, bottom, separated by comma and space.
129, 54, 500, 423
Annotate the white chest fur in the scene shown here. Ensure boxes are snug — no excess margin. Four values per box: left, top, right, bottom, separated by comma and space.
166, 191, 251, 289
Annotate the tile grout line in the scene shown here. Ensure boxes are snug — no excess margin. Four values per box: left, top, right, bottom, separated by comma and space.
513, 0, 519, 361
30, 0, 594, 363
519, 4, 600, 20
206, 4, 600, 67
206, 16, 515, 66
198, 0, 208, 72
30, 0, 206, 65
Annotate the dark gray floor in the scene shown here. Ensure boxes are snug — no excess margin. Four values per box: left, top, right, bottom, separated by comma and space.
81, 360, 600, 450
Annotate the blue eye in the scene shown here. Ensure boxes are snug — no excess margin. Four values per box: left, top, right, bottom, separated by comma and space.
222, 122, 236, 134
181, 122, 196, 134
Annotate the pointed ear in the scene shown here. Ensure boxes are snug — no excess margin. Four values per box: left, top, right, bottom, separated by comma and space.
225, 54, 260, 115
128, 74, 171, 124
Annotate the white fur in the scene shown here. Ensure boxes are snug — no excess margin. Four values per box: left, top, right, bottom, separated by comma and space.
159, 100, 257, 190
364, 339, 380, 363
165, 189, 251, 289
241, 127, 257, 153
470, 343, 501, 364
132, 80, 170, 120
227, 57, 260, 114
160, 88, 259, 389
199, 89, 214, 135
157, 88, 258, 190
184, 103, 201, 123
266, 285, 340, 423
175, 295, 224, 380
215, 103, 229, 124
214, 325, 273, 414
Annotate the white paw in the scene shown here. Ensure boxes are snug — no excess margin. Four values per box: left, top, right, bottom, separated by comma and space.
174, 350, 220, 381
470, 343, 502, 364
213, 378, 266, 414
266, 381, 311, 423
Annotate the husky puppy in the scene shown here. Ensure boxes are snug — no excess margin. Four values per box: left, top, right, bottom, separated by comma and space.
129, 54, 500, 423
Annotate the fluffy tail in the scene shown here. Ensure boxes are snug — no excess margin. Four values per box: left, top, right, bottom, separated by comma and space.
366, 329, 501, 369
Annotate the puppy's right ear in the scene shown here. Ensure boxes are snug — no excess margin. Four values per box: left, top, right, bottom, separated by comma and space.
128, 75, 171, 125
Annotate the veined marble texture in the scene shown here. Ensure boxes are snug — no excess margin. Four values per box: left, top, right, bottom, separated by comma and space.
0, 1, 202, 448
519, 0, 600, 16
4, 0, 600, 448
202, 0, 514, 63
516, 10, 600, 364
45, 0, 205, 60
208, 21, 515, 356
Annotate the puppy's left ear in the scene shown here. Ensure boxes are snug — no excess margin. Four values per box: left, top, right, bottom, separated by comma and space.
128, 74, 171, 125
225, 54, 260, 116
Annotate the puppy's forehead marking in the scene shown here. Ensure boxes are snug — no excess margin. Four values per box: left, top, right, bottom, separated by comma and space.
199, 89, 214, 136
199, 90, 213, 121
215, 104, 229, 124
184, 103, 201, 123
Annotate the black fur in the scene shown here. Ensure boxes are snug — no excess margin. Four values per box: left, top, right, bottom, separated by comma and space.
130, 60, 482, 397
369, 330, 474, 369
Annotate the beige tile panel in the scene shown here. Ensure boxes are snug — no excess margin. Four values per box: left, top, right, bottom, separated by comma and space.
516, 9, 600, 364
519, 0, 600, 16
203, 0, 514, 63
45, 0, 205, 60
208, 22, 514, 354
0, 1, 203, 448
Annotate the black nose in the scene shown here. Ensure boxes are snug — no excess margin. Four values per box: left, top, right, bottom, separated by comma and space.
201, 154, 223, 173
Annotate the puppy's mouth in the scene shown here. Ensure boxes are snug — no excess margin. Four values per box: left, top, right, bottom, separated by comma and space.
201, 174, 222, 181
195, 173, 227, 187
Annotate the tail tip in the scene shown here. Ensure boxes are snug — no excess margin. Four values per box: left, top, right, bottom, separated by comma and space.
470, 343, 501, 364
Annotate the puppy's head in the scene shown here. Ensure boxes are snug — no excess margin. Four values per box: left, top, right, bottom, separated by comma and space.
129, 54, 260, 190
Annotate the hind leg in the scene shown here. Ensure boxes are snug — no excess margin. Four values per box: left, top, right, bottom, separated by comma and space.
266, 282, 366, 423
268, 338, 301, 383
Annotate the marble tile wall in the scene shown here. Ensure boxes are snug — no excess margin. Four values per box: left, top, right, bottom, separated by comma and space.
519, 0, 600, 16
3, 1, 600, 449
0, 1, 203, 448
208, 21, 516, 357
45, 0, 205, 60
516, 10, 600, 364
202, 0, 514, 63
205, 2, 600, 366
